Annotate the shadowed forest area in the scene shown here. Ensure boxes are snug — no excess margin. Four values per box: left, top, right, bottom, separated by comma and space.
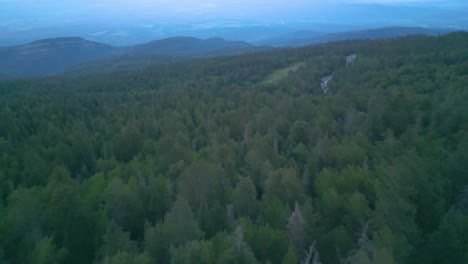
0, 32, 467, 264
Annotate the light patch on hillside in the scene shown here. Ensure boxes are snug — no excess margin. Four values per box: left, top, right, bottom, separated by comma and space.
264, 62, 304, 84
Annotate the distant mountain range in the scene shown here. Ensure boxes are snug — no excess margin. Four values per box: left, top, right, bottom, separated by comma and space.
128, 37, 256, 56
0, 37, 116, 77
0, 27, 458, 78
66, 41, 270, 76
258, 27, 452, 47
0, 37, 267, 77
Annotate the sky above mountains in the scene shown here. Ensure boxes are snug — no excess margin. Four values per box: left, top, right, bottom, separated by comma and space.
1, 0, 467, 46
2, 0, 467, 22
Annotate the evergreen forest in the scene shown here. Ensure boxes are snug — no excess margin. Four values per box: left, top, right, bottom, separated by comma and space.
0, 32, 467, 264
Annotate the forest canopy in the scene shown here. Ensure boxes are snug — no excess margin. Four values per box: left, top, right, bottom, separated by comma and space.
0, 32, 467, 264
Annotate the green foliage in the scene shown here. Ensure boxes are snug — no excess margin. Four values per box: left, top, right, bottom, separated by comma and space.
171, 240, 215, 264
113, 126, 143, 163
282, 246, 298, 264
0, 32, 467, 263
241, 218, 290, 264
102, 251, 150, 264
26, 237, 67, 264
178, 160, 227, 210
162, 197, 202, 246
233, 176, 259, 219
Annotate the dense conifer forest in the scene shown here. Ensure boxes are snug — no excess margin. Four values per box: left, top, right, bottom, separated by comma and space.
0, 32, 467, 264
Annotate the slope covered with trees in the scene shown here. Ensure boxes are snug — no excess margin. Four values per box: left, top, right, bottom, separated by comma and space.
0, 36, 268, 78
0, 32, 467, 264
0, 37, 116, 77
275, 26, 450, 47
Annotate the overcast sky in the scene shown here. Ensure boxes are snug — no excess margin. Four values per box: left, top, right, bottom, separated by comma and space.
1, 0, 467, 23
1, 0, 466, 46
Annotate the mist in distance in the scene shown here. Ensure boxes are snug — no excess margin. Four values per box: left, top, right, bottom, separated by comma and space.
1, 0, 467, 46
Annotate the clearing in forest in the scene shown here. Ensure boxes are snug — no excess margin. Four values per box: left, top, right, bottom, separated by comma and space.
263, 62, 305, 84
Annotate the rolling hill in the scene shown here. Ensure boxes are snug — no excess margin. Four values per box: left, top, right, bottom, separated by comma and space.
261, 26, 452, 47
0, 36, 269, 78
66, 27, 450, 76
64, 54, 183, 76
0, 37, 117, 77
65, 38, 271, 76
0, 27, 454, 78
129, 37, 258, 57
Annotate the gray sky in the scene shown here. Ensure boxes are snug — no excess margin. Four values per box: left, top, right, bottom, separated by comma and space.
1, 0, 466, 46
1, 0, 467, 23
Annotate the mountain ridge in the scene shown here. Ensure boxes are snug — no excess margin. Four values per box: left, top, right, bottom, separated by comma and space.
0, 26, 458, 78
259, 26, 454, 47
128, 36, 255, 57
0, 36, 263, 77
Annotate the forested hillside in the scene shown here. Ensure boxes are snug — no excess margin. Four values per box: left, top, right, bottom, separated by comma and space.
0, 32, 467, 264
258, 26, 449, 47
0, 37, 117, 77
0, 37, 267, 78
